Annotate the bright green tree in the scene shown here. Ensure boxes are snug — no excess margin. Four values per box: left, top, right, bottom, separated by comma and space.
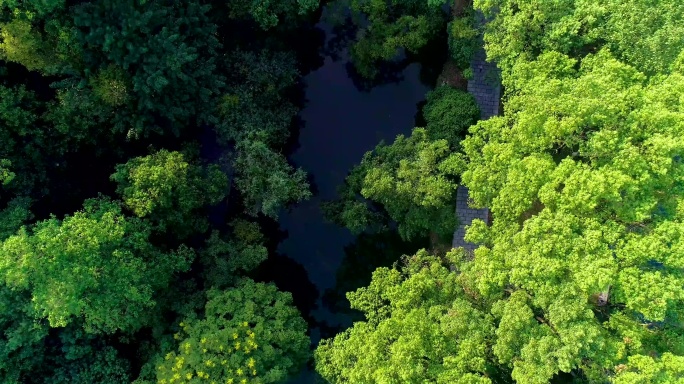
613, 353, 684, 383
156, 279, 310, 384
330, 128, 464, 241
0, 5, 82, 75
111, 149, 228, 238
316, 248, 501, 383
0, 198, 194, 334
476, 0, 684, 82
460, 48, 684, 382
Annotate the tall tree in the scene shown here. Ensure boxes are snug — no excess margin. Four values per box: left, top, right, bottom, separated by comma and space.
422, 85, 480, 149
234, 139, 311, 218
0, 198, 194, 334
154, 279, 310, 384
316, 249, 502, 383
460, 48, 684, 382
111, 149, 228, 238
476, 0, 684, 84
327, 127, 464, 241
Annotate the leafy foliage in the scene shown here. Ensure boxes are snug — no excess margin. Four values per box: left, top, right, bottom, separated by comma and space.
0, 0, 318, 382
447, 7, 478, 70
476, 0, 684, 83
316, 249, 500, 383
0, 286, 46, 383
234, 139, 311, 218
423, 86, 480, 149
613, 353, 684, 383
199, 221, 268, 289
72, 0, 225, 136
44, 326, 131, 384
157, 279, 310, 383
0, 0, 67, 17
329, 128, 464, 241
460, 46, 684, 383
111, 149, 228, 237
224, 0, 319, 29
0, 198, 194, 334
0, 9, 82, 75
330, 0, 447, 78
216, 50, 300, 146
0, 83, 48, 193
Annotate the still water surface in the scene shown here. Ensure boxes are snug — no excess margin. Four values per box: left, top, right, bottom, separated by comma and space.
270, 17, 432, 383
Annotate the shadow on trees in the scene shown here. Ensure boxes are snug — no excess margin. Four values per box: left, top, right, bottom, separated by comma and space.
408, 26, 450, 89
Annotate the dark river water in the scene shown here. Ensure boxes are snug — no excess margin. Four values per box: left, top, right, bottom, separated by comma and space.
281, 60, 429, 291
254, 14, 434, 383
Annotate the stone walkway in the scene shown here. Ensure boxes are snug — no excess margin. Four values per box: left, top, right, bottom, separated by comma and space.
452, 11, 499, 251
452, 186, 490, 251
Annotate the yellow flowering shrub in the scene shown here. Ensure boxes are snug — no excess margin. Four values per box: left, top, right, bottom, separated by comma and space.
156, 279, 309, 383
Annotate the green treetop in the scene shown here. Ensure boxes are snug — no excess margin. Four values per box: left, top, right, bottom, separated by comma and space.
234, 139, 311, 219
460, 49, 684, 382
329, 127, 465, 241
111, 149, 228, 238
476, 0, 684, 86
316, 249, 501, 383
423, 86, 480, 149
0, 198, 194, 334
155, 279, 310, 384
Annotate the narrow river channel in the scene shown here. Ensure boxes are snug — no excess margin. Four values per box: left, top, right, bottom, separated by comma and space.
254, 13, 434, 383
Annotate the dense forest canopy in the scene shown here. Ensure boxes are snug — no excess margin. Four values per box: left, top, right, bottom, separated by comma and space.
316, 0, 684, 383
0, 0, 318, 382
0, 0, 682, 383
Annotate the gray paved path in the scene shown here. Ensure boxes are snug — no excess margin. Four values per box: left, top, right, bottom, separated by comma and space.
452, 11, 498, 251
452, 186, 490, 251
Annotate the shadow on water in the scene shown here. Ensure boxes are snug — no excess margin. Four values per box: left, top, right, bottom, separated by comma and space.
345, 60, 409, 92
266, 14, 437, 384
251, 251, 321, 329
410, 24, 450, 89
